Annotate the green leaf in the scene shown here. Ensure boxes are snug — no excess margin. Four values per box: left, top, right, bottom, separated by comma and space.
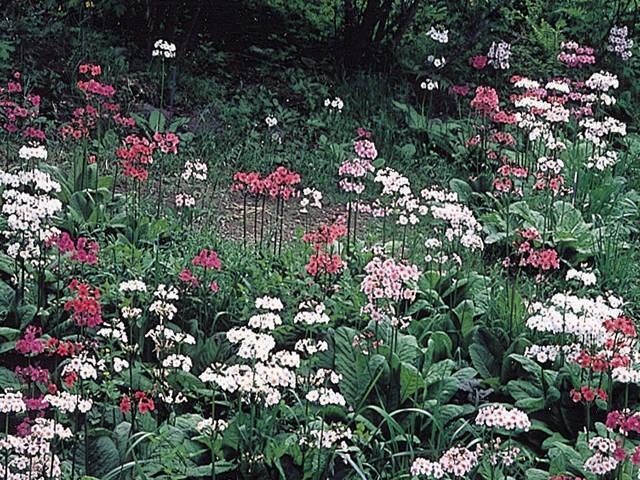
17, 304, 37, 330
77, 435, 122, 478
425, 331, 452, 360
526, 468, 553, 480
0, 366, 20, 389
509, 353, 542, 376
148, 110, 166, 132
453, 299, 476, 341
449, 178, 472, 201
507, 379, 544, 411
399, 362, 425, 402
469, 327, 506, 380
333, 326, 383, 408
400, 143, 416, 159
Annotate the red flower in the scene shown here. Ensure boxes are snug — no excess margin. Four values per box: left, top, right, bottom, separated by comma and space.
64, 371, 77, 387
119, 395, 131, 414
595, 388, 608, 401
581, 385, 595, 402
569, 389, 581, 402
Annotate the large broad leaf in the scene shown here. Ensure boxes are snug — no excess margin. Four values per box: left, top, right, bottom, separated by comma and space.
0, 366, 20, 389
453, 299, 476, 342
333, 326, 385, 409
507, 379, 544, 411
469, 326, 507, 380
76, 435, 122, 478
552, 201, 594, 255
407, 105, 428, 132
399, 362, 425, 403
0, 280, 15, 318
509, 201, 546, 230
526, 468, 553, 480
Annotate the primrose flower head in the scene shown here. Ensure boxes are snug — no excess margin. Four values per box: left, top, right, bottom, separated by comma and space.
265, 115, 278, 127
152, 39, 176, 58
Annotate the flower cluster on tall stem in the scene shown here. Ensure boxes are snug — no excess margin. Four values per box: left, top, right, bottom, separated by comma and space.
231, 166, 300, 252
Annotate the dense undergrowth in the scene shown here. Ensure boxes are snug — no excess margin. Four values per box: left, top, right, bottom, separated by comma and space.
1, 1, 640, 479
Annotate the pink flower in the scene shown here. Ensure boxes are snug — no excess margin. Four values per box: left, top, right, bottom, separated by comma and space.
468, 55, 488, 69
192, 249, 221, 270
470, 86, 499, 117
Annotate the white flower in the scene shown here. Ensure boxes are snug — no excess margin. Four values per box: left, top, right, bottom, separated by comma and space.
265, 115, 278, 127
152, 39, 176, 58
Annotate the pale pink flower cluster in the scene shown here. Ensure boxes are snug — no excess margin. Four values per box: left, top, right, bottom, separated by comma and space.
353, 139, 377, 160
338, 157, 375, 194
566, 267, 597, 286
195, 417, 228, 434
0, 431, 64, 479
611, 365, 640, 383
145, 324, 195, 347
360, 255, 420, 323
584, 437, 619, 475
247, 312, 283, 330
294, 300, 330, 325
181, 159, 208, 181
149, 284, 179, 321
0, 391, 26, 413
175, 192, 195, 208
62, 352, 103, 381
537, 156, 564, 174
424, 191, 484, 251
579, 116, 627, 147
585, 71, 619, 92
255, 295, 284, 310
373, 167, 421, 225
299, 187, 322, 213
97, 319, 128, 344
305, 387, 346, 406
295, 338, 329, 355
411, 445, 480, 478
43, 391, 91, 414
119, 279, 147, 293
162, 353, 193, 372
226, 327, 276, 361
524, 344, 561, 363
475, 404, 531, 431
300, 424, 352, 449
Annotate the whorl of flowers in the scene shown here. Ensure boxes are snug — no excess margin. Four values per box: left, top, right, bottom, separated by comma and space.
152, 39, 176, 58
421, 187, 484, 251
607, 25, 633, 60
487, 41, 511, 69
360, 253, 421, 324
232, 166, 300, 200
557, 41, 596, 68
585, 71, 619, 92
475, 404, 531, 431
426, 25, 448, 43
525, 292, 625, 346
411, 445, 480, 478
470, 85, 500, 117
324, 96, 344, 111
